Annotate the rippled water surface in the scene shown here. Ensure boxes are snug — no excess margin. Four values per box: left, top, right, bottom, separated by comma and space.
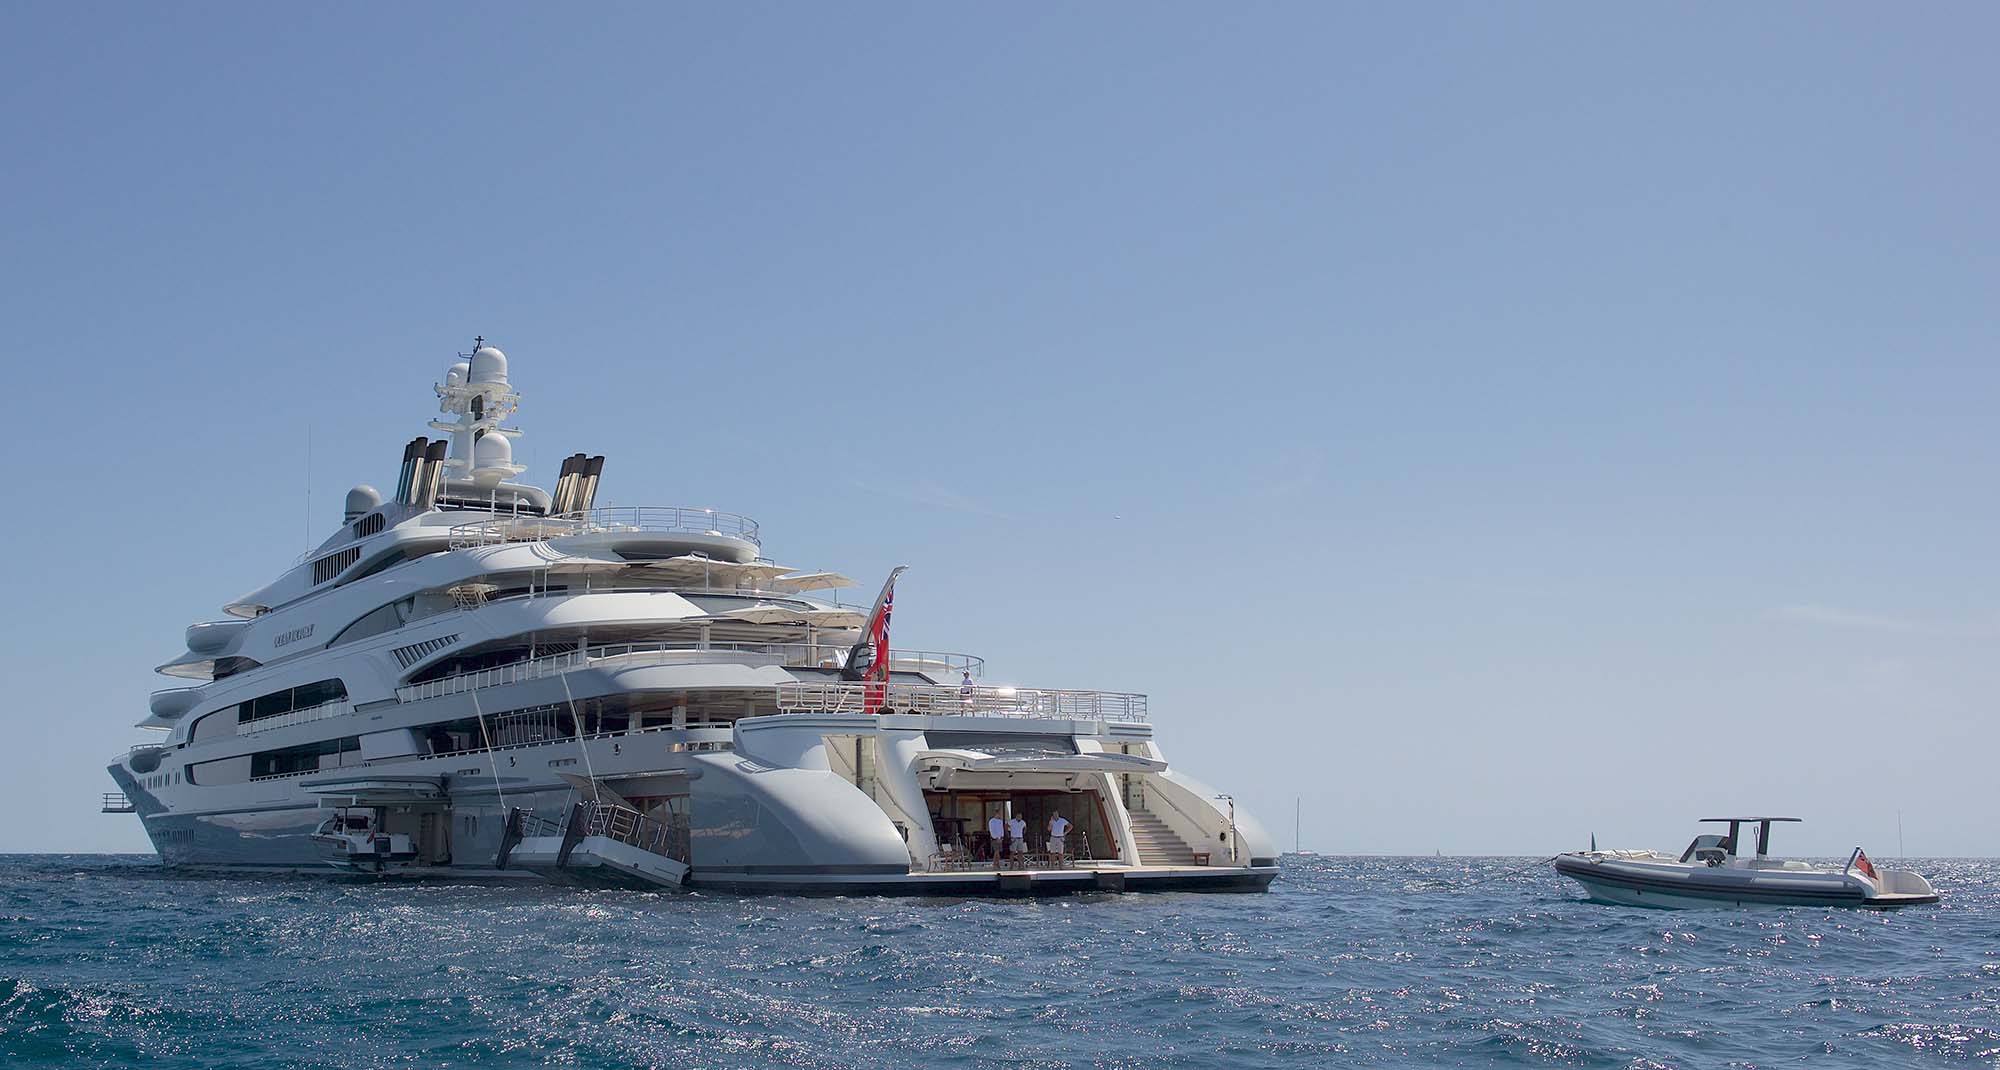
3, 855, 1996, 1068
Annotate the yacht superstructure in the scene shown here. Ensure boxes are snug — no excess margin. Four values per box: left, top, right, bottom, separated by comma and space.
105, 341, 1278, 894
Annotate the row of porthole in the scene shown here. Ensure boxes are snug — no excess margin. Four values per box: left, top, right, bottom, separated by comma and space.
144, 769, 182, 791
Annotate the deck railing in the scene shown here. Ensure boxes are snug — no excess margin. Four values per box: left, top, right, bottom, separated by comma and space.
395, 642, 984, 704
775, 682, 1149, 723
926, 832, 1095, 871
101, 792, 136, 813
448, 506, 761, 551
584, 801, 691, 865
235, 698, 353, 737
112, 742, 169, 768
513, 810, 568, 838
512, 800, 691, 866
248, 724, 735, 784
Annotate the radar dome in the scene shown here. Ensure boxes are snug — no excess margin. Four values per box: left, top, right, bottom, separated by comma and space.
344, 484, 383, 522
473, 431, 514, 471
468, 434, 516, 488
470, 346, 509, 385
445, 361, 470, 389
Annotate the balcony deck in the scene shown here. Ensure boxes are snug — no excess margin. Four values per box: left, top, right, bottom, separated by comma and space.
448, 505, 761, 551
775, 681, 1149, 723
395, 642, 985, 704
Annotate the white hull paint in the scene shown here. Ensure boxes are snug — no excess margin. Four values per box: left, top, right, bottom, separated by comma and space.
1555, 852, 1938, 910
105, 340, 1276, 897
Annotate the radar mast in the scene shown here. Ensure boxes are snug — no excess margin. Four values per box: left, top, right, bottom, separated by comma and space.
432, 336, 525, 489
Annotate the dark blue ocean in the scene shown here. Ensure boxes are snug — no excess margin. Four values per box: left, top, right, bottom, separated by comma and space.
3, 855, 1995, 1068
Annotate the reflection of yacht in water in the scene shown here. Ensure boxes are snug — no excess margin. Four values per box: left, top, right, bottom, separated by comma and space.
104, 339, 1278, 894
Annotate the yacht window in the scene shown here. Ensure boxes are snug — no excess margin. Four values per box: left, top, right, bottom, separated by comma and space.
330, 598, 415, 647
212, 656, 261, 680
188, 707, 236, 744
345, 544, 447, 584
237, 678, 349, 725
251, 735, 361, 778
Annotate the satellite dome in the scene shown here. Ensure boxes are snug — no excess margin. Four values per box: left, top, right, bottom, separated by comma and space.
344, 484, 383, 522
445, 361, 470, 389
473, 431, 514, 471
469, 346, 509, 385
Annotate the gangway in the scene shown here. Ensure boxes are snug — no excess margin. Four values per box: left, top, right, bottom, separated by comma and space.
500, 800, 691, 889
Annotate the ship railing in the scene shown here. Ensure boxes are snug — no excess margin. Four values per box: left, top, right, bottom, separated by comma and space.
248, 724, 736, 783
583, 800, 691, 865
775, 682, 1149, 723
425, 724, 734, 766
925, 833, 1095, 871
234, 698, 353, 737
448, 506, 761, 551
101, 792, 136, 814
513, 810, 568, 839
395, 642, 985, 704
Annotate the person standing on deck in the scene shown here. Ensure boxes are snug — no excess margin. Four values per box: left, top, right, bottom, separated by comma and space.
1048, 812, 1072, 862
988, 812, 1006, 866
1008, 815, 1028, 861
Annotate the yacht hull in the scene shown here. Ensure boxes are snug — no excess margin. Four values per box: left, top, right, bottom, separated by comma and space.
115, 721, 1279, 896
689, 865, 1280, 897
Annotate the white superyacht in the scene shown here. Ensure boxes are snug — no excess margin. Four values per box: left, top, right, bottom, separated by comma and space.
105, 340, 1278, 894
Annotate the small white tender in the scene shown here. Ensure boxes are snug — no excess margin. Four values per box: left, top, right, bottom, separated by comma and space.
1554, 817, 1938, 909
309, 808, 418, 874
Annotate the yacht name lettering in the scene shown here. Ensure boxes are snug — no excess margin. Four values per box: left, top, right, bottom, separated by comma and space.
273, 624, 315, 648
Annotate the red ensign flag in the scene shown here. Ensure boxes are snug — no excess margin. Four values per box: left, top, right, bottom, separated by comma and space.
862, 580, 895, 713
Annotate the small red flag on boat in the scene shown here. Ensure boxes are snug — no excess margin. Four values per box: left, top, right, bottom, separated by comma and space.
1854, 849, 1878, 880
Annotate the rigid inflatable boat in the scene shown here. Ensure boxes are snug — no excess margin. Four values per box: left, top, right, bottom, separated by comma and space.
1554, 817, 1938, 909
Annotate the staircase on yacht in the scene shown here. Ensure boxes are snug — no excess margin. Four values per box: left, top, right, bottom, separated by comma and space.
1128, 811, 1202, 867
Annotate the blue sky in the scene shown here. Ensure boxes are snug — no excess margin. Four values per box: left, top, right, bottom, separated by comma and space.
3, 6, 1995, 856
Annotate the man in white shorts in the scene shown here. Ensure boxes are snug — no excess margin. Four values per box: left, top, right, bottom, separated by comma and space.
1008, 814, 1028, 860
988, 812, 1006, 867
1047, 812, 1072, 862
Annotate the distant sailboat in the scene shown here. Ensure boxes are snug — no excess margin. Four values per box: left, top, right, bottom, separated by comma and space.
1293, 797, 1318, 856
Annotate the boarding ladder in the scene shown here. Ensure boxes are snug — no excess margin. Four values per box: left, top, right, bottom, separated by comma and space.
499, 800, 692, 888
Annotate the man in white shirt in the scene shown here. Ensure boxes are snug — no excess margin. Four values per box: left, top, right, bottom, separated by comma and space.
988, 813, 1006, 865
1048, 813, 1072, 861
1007, 815, 1028, 859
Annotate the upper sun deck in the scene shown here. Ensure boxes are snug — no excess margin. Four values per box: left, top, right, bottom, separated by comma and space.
448, 505, 762, 559
163, 501, 781, 680
156, 341, 840, 689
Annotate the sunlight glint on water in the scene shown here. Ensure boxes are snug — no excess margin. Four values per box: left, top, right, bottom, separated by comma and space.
2, 855, 1995, 1068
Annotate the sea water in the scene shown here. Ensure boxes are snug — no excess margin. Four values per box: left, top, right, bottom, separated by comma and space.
2, 854, 1994, 1068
